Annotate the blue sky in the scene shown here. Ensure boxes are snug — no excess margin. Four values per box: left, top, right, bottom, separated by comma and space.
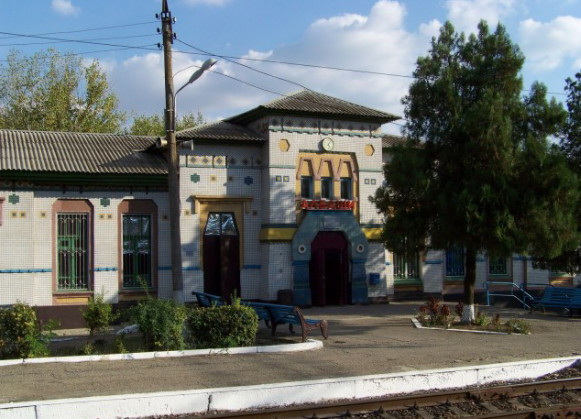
1, 0, 580, 134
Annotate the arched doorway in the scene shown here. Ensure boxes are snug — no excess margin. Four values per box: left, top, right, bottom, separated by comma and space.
309, 231, 349, 306
203, 212, 240, 300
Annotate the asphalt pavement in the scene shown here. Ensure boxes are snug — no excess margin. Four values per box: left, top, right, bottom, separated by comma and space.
0, 301, 580, 404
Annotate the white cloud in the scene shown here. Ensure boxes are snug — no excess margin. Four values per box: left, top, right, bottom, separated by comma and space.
106, 1, 440, 134
519, 16, 581, 72
51, 0, 80, 17
446, 0, 519, 33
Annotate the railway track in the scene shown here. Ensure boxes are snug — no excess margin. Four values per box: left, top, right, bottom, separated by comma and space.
201, 377, 581, 419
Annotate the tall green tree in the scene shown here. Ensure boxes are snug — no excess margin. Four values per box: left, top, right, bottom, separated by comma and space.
372, 22, 578, 321
534, 71, 581, 273
0, 49, 125, 133
128, 111, 205, 136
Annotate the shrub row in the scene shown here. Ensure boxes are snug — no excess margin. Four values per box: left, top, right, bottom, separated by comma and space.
0, 295, 259, 359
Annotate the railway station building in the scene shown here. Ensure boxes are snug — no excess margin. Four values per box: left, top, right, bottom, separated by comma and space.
0, 90, 574, 323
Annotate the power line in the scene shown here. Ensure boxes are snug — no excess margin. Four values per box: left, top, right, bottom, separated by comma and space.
0, 30, 158, 52
176, 39, 311, 91
0, 34, 157, 48
0, 21, 157, 40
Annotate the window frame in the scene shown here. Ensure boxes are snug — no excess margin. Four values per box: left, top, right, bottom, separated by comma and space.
445, 246, 465, 278
118, 199, 158, 294
488, 253, 510, 278
56, 213, 90, 291
122, 214, 153, 289
340, 177, 352, 200
52, 199, 94, 296
321, 177, 333, 200
393, 251, 420, 281
300, 175, 314, 199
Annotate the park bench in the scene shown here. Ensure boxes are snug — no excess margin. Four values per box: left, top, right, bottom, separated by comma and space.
530, 286, 581, 316
242, 301, 329, 342
192, 291, 225, 307
191, 291, 329, 342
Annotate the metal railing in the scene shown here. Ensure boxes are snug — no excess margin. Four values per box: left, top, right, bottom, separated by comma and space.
484, 281, 538, 309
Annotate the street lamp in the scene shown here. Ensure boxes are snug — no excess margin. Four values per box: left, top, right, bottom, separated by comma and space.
164, 58, 215, 302
176, 59, 217, 97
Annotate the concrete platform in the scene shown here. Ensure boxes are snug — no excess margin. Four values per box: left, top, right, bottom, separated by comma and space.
0, 302, 580, 418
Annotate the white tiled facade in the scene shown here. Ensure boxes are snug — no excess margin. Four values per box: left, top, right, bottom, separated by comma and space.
2, 92, 579, 317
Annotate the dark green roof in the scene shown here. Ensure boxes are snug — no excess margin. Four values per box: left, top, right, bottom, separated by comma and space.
226, 90, 400, 125
0, 130, 167, 175
177, 121, 264, 143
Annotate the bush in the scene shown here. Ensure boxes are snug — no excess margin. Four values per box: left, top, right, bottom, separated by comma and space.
129, 298, 186, 351
81, 293, 117, 338
505, 318, 531, 334
186, 303, 258, 349
416, 297, 455, 327
0, 302, 55, 359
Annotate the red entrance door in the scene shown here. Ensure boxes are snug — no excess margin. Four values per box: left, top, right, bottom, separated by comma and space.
203, 213, 240, 300
309, 231, 349, 306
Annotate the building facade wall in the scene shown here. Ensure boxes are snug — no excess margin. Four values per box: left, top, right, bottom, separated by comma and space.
0, 187, 171, 306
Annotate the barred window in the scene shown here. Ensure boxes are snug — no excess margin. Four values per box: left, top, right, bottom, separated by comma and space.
446, 246, 465, 277
394, 252, 420, 280
123, 215, 152, 288
489, 254, 508, 276
57, 213, 89, 290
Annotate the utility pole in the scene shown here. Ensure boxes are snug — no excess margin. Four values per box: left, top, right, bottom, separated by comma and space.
160, 0, 184, 302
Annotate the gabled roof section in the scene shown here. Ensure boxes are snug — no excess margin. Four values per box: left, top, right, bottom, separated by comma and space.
382, 134, 406, 148
226, 90, 400, 125
177, 121, 264, 143
0, 130, 167, 175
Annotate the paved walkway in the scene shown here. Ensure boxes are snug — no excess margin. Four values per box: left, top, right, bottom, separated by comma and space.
0, 302, 580, 404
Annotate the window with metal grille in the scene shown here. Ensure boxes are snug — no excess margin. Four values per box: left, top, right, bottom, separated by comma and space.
446, 246, 465, 277
57, 213, 89, 290
321, 177, 332, 199
340, 178, 352, 200
489, 254, 508, 276
123, 215, 152, 288
394, 252, 420, 280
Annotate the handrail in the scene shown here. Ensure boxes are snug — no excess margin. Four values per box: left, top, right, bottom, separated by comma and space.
485, 281, 536, 309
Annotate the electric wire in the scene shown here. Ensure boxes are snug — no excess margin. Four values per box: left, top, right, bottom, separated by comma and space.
176, 39, 311, 91
0, 30, 158, 52
0, 21, 158, 40
0, 34, 157, 48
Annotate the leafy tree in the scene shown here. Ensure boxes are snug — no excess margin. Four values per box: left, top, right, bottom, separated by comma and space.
0, 49, 125, 133
534, 71, 581, 273
128, 111, 205, 136
372, 22, 578, 322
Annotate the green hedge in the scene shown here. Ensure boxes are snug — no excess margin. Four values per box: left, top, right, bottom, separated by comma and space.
128, 299, 187, 351
0, 302, 54, 359
186, 304, 258, 349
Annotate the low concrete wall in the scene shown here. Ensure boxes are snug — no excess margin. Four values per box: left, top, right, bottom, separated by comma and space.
1, 356, 578, 419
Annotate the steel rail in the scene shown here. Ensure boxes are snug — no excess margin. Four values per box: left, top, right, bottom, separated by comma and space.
199, 377, 581, 418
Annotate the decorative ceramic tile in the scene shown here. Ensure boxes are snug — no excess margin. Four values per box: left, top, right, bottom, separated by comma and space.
244, 176, 254, 186
100, 198, 110, 207
190, 173, 201, 183
8, 194, 19, 204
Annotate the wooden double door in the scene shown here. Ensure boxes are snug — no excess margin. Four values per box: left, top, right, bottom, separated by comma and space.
203, 212, 240, 300
309, 231, 350, 306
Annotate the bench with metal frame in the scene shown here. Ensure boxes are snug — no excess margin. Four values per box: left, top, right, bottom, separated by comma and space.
191, 291, 329, 342
530, 286, 581, 316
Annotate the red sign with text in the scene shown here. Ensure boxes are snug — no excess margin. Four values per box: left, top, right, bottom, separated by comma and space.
300, 200, 355, 210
